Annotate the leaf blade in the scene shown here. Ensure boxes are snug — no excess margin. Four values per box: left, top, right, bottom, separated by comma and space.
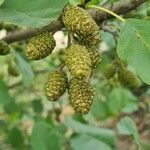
64, 117, 116, 147
117, 19, 150, 84
71, 134, 112, 150
0, 0, 69, 27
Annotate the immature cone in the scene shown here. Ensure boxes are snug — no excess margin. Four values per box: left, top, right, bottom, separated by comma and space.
0, 40, 10, 55
104, 64, 116, 79
80, 34, 100, 47
62, 5, 100, 47
25, 32, 56, 60
87, 47, 101, 69
8, 62, 20, 77
65, 44, 91, 78
118, 68, 141, 89
45, 70, 68, 101
147, 9, 150, 16
68, 78, 95, 114
0, 22, 16, 31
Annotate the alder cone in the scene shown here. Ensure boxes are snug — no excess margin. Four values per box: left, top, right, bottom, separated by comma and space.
104, 64, 116, 79
68, 78, 95, 114
0, 40, 10, 55
62, 5, 100, 47
45, 70, 68, 101
65, 44, 91, 78
87, 47, 101, 69
80, 34, 100, 47
8, 62, 20, 77
25, 32, 56, 60
118, 68, 141, 89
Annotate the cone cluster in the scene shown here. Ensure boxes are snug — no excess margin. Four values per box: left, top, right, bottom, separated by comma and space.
62, 5, 101, 114
103, 60, 141, 89
1, 3, 142, 115
24, 4, 101, 115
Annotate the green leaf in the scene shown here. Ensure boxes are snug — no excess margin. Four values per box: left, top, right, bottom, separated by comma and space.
117, 116, 141, 147
71, 134, 112, 150
0, 79, 12, 105
108, 88, 138, 115
0, 0, 5, 6
0, 0, 69, 27
91, 98, 109, 119
86, 0, 100, 5
13, 51, 34, 87
32, 99, 43, 113
69, 0, 100, 5
0, 120, 7, 132
8, 127, 24, 149
141, 142, 150, 150
108, 0, 120, 4
69, 0, 80, 5
31, 121, 50, 150
90, 80, 110, 119
117, 19, 150, 85
4, 101, 20, 115
31, 121, 61, 150
64, 117, 116, 148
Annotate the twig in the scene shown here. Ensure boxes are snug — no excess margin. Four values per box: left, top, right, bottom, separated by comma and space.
88, 0, 147, 24
58, 63, 65, 71
101, 22, 118, 44
67, 33, 72, 48
2, 20, 62, 44
101, 22, 119, 37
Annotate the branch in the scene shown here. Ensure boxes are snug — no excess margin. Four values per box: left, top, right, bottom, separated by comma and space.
2, 0, 147, 44
101, 22, 118, 37
89, 0, 147, 23
2, 20, 62, 44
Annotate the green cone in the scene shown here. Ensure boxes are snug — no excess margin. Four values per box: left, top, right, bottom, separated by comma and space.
62, 5, 100, 47
104, 64, 116, 79
0, 40, 10, 55
87, 47, 101, 69
118, 67, 141, 89
65, 44, 91, 78
45, 70, 68, 101
68, 78, 95, 114
25, 32, 56, 60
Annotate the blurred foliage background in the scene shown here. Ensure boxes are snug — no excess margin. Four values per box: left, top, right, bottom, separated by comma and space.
0, 0, 150, 150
